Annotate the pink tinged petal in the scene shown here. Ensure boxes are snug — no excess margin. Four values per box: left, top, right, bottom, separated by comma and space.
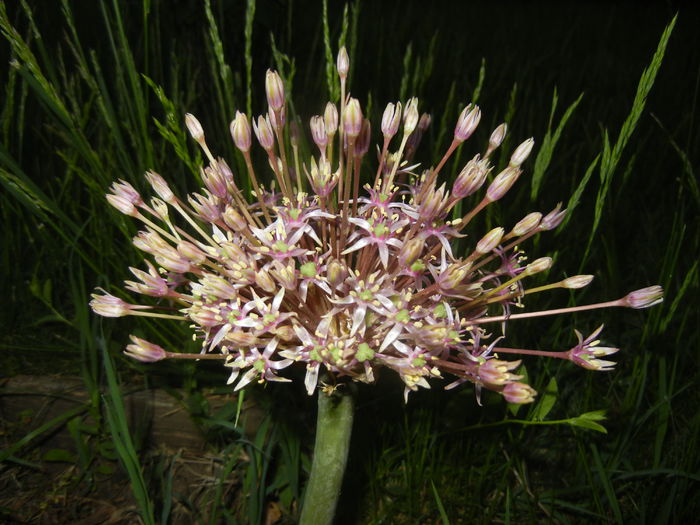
341, 237, 371, 255
305, 364, 320, 395
226, 368, 240, 385
350, 304, 368, 335
209, 324, 232, 350
380, 324, 404, 352
272, 287, 286, 310
378, 244, 389, 269
234, 368, 259, 391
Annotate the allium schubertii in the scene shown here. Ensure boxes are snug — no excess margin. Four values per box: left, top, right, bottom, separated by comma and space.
91, 47, 663, 405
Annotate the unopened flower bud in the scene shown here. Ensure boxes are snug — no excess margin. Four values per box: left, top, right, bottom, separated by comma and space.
107, 193, 138, 216
125, 336, 167, 363
511, 212, 542, 237
476, 227, 505, 254
150, 198, 169, 220
272, 263, 297, 290
337, 46, 349, 79
223, 205, 248, 231
185, 113, 204, 142
324, 103, 338, 136
488, 123, 508, 153
343, 98, 362, 138
202, 164, 228, 199
145, 171, 175, 203
622, 285, 664, 309
399, 237, 425, 266
561, 275, 594, 289
486, 166, 520, 202
453, 155, 488, 199
90, 291, 140, 317
255, 269, 276, 294
525, 257, 553, 275
454, 104, 481, 142
230, 111, 252, 152
310, 115, 327, 150
253, 115, 275, 151
265, 69, 285, 112
539, 203, 567, 231
502, 382, 537, 404
327, 259, 347, 288
177, 240, 207, 264
381, 102, 402, 139
510, 138, 535, 167
403, 97, 419, 136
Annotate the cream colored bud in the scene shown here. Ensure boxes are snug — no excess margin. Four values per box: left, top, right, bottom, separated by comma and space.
343, 98, 363, 138
510, 138, 535, 167
486, 166, 520, 202
403, 97, 419, 136
337, 46, 349, 79
185, 113, 204, 142
511, 212, 542, 237
488, 123, 508, 151
381, 102, 402, 139
561, 275, 594, 289
255, 269, 276, 294
476, 227, 505, 254
324, 103, 339, 135
525, 257, 553, 275
230, 111, 252, 152
223, 206, 248, 231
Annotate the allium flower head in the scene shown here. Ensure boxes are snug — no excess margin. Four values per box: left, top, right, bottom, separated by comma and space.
92, 49, 663, 404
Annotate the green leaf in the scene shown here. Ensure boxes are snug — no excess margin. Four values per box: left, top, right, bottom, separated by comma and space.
532, 377, 558, 421
42, 448, 76, 463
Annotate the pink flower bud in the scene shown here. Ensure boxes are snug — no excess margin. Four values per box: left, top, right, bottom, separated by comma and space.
622, 285, 664, 309
539, 203, 567, 231
230, 111, 252, 152
453, 156, 489, 199
381, 102, 402, 139
310, 115, 328, 150
561, 275, 594, 289
185, 113, 204, 142
337, 46, 349, 79
488, 123, 507, 152
253, 115, 275, 151
343, 98, 363, 138
90, 290, 150, 317
324, 103, 339, 136
510, 138, 535, 167
125, 336, 167, 363
454, 104, 481, 142
107, 194, 138, 216
145, 171, 175, 203
502, 382, 537, 404
486, 166, 521, 202
265, 69, 285, 111
476, 227, 505, 254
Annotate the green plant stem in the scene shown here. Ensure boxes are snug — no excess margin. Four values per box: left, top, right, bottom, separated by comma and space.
299, 387, 354, 525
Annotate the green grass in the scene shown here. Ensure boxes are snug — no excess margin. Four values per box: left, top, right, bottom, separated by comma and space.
1, 1, 698, 523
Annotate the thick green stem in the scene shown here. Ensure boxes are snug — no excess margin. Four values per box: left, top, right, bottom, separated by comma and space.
299, 388, 354, 525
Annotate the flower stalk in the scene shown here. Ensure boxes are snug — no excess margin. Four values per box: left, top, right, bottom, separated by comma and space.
299, 387, 354, 525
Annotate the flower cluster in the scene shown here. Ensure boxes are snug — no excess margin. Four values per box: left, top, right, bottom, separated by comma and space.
91, 48, 664, 403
